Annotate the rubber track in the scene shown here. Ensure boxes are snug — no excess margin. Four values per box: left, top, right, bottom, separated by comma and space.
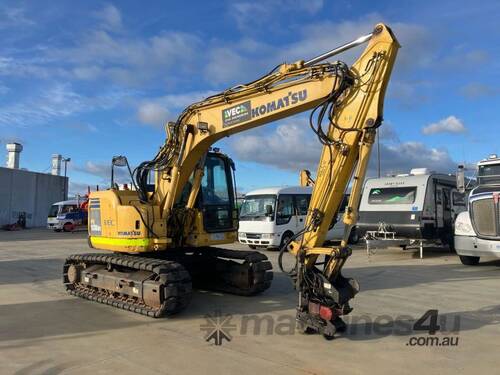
63, 253, 192, 318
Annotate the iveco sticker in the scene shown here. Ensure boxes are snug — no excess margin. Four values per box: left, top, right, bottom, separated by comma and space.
222, 101, 251, 127
221, 89, 308, 128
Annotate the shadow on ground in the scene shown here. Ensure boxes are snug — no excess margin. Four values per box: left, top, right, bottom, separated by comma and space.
0, 258, 62, 285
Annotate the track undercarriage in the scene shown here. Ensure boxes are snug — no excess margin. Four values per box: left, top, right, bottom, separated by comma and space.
63, 247, 273, 317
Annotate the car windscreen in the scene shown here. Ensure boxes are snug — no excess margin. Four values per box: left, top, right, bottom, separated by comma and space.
239, 194, 276, 220
368, 187, 417, 205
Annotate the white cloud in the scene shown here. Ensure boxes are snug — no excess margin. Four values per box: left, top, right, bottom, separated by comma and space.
203, 14, 435, 87
69, 181, 91, 196
0, 6, 34, 29
137, 102, 169, 126
378, 123, 400, 143
96, 4, 122, 31
0, 84, 133, 127
74, 161, 130, 183
371, 141, 456, 176
231, 120, 319, 171
387, 80, 430, 109
229, 0, 323, 31
422, 115, 467, 135
460, 82, 498, 99
204, 47, 257, 85
228, 119, 457, 176
137, 90, 218, 126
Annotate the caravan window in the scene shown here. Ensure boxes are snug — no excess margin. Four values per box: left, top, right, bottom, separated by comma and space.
368, 187, 417, 205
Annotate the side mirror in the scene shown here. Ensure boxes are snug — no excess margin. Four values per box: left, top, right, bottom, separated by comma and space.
457, 165, 465, 194
265, 204, 273, 216
111, 155, 129, 189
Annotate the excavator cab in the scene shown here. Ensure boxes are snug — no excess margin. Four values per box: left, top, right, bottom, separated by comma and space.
175, 151, 239, 245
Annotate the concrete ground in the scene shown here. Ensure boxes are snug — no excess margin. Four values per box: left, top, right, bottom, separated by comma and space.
1, 229, 499, 375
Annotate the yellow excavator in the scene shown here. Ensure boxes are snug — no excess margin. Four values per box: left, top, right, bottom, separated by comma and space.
64, 23, 399, 338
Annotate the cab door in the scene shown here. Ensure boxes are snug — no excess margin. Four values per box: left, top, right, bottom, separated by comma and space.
200, 154, 236, 233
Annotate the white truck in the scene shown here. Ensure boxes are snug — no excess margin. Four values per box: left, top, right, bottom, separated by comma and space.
454, 154, 500, 265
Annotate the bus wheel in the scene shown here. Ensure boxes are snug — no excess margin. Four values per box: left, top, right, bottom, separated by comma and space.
63, 222, 74, 232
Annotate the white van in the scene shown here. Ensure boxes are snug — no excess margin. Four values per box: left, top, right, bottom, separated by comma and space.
238, 186, 357, 249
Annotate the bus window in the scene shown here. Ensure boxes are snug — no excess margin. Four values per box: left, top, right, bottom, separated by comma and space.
276, 195, 293, 225
60, 205, 78, 214
294, 195, 310, 215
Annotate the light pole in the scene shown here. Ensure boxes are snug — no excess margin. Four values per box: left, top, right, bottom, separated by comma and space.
62, 157, 71, 198
62, 157, 71, 177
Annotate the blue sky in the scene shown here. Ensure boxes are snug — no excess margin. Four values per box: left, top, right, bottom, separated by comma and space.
0, 0, 498, 194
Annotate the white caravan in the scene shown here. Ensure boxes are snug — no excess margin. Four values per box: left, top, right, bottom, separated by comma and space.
238, 186, 357, 249
455, 154, 500, 265
357, 168, 468, 256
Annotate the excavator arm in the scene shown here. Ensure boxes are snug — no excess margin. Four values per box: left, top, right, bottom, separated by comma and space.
138, 23, 399, 335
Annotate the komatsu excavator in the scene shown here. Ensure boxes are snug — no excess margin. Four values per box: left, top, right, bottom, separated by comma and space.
64, 23, 398, 338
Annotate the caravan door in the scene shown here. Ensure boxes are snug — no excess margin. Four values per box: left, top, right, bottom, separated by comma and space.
442, 188, 453, 231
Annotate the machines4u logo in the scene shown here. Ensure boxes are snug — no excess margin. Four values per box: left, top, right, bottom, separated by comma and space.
222, 89, 308, 128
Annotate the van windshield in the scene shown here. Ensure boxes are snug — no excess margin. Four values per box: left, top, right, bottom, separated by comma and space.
368, 187, 417, 205
240, 195, 276, 221
48, 205, 59, 217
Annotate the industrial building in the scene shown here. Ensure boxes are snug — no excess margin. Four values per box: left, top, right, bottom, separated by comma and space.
0, 143, 68, 228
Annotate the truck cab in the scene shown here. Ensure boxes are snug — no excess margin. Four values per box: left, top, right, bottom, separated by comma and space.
454, 154, 500, 265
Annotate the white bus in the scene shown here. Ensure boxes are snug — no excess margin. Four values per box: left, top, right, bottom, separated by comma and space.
47, 199, 88, 232
238, 186, 358, 249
